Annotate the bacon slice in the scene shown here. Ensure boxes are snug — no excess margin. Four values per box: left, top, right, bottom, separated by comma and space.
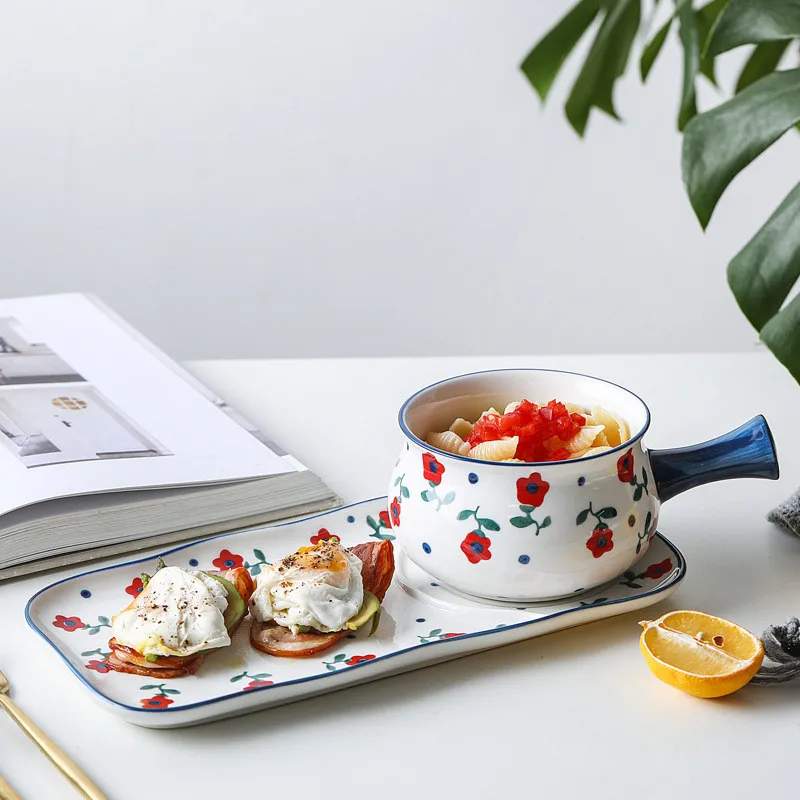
250, 540, 395, 658
349, 540, 395, 602
105, 565, 253, 678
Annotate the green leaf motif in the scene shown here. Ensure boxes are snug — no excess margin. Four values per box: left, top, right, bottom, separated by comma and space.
139, 684, 159, 690
682, 68, 800, 228
429, 629, 442, 637
250, 564, 261, 577
400, 485, 410, 499
565, 0, 641, 136
477, 517, 500, 532
325, 664, 337, 671
457, 509, 473, 521
540, 516, 552, 528
163, 688, 181, 695
230, 674, 245, 683
420, 491, 433, 503
520, 0, 602, 102
736, 41, 790, 94
510, 516, 533, 528
334, 653, 347, 662
597, 507, 617, 519
97, 616, 109, 625
633, 485, 644, 501
366, 514, 379, 530
253, 549, 266, 562
706, 0, 800, 57
394, 476, 402, 486
576, 508, 590, 525
441, 491, 456, 505
636, 540, 642, 554
642, 469, 648, 487
518, 504, 535, 514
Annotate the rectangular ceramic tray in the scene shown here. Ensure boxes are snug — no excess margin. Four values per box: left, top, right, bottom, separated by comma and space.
26, 498, 685, 728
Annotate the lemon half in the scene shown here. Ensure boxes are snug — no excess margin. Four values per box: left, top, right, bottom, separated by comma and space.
639, 610, 764, 698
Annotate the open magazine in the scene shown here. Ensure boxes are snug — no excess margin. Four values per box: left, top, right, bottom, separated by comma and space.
0, 293, 339, 579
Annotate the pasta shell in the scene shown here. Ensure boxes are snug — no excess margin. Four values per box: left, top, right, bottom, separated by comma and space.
504, 401, 522, 414
501, 458, 524, 462
593, 430, 610, 447
568, 449, 588, 460
468, 436, 519, 462
562, 425, 605, 454
583, 445, 612, 457
449, 418, 473, 439
566, 403, 589, 416
592, 406, 628, 447
426, 430, 470, 456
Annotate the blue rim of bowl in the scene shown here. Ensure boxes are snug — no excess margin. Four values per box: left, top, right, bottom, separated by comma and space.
24, 497, 684, 717
398, 368, 652, 467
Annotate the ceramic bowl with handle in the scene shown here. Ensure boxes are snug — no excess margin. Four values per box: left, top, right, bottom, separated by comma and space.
388, 369, 778, 602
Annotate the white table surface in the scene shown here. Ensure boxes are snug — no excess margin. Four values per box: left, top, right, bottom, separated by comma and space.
2, 352, 798, 799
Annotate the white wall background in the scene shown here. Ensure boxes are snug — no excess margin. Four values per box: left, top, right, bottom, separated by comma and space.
0, 1, 795, 359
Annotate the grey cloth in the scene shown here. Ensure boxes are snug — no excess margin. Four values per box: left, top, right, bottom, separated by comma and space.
767, 493, 800, 536
751, 617, 800, 686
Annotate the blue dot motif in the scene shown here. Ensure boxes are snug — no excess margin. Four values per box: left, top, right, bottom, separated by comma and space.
80, 589, 91, 598
416, 618, 426, 623
422, 542, 431, 554
431, 582, 439, 587
468, 473, 479, 484
346, 515, 355, 523
577, 476, 586, 486
189, 558, 199, 567
518, 554, 530, 565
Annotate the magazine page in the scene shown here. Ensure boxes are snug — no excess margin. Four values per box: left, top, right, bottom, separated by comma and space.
0, 293, 292, 515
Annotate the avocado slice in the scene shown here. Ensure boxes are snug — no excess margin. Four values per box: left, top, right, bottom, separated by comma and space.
345, 591, 381, 635
208, 574, 246, 631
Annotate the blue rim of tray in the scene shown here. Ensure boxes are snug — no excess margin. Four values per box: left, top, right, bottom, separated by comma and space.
25, 496, 686, 715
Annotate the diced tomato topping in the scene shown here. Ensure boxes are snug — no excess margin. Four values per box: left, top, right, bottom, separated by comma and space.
466, 398, 588, 462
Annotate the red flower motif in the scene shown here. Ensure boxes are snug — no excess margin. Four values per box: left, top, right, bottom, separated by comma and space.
422, 452, 445, 485
617, 449, 635, 483
243, 679, 274, 691
346, 654, 376, 666
212, 549, 244, 570
85, 659, 111, 673
140, 696, 174, 709
125, 577, 144, 597
460, 531, 492, 564
443, 632, 466, 639
378, 510, 392, 528
310, 528, 340, 545
516, 472, 550, 507
586, 528, 614, 558
52, 615, 84, 632
642, 558, 673, 580
390, 498, 401, 527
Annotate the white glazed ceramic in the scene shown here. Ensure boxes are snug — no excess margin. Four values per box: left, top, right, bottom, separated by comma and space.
391, 369, 778, 602
26, 498, 684, 728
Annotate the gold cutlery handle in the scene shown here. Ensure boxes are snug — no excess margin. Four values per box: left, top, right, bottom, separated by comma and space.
0, 694, 107, 800
0, 774, 23, 800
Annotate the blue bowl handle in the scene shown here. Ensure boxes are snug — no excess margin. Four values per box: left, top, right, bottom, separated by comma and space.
649, 415, 779, 503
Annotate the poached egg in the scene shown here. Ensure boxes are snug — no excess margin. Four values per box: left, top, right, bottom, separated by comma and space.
249, 541, 363, 633
111, 566, 231, 658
